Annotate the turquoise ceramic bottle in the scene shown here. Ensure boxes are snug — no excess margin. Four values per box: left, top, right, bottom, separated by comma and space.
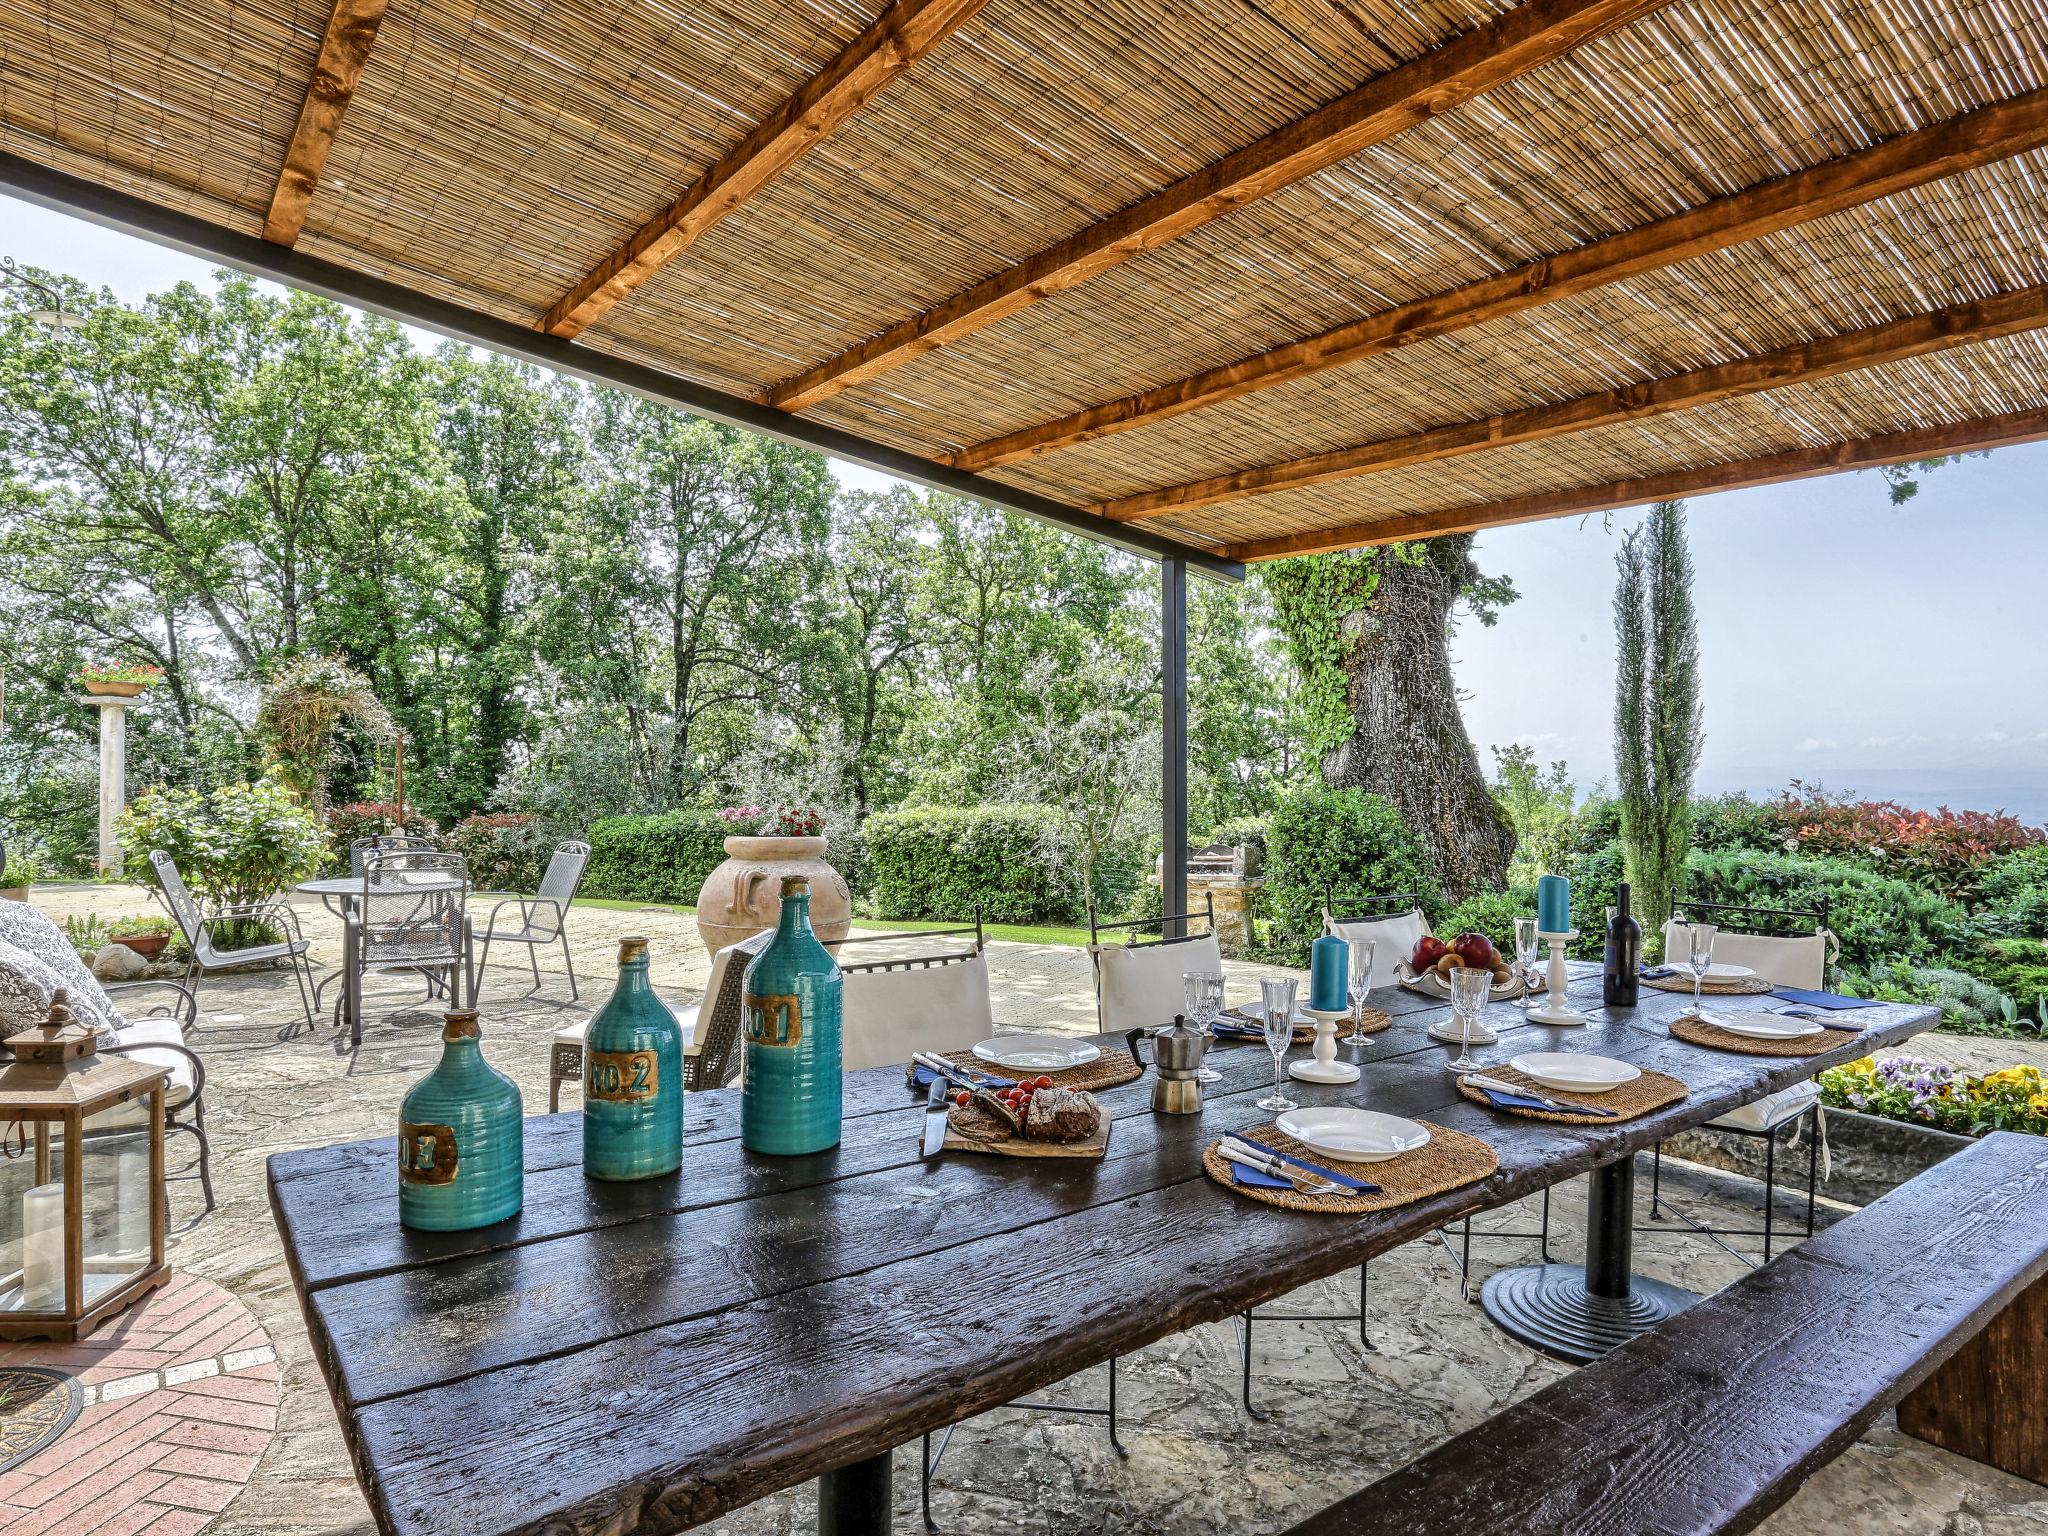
582, 936, 686, 1180
398, 1009, 523, 1231
741, 877, 843, 1156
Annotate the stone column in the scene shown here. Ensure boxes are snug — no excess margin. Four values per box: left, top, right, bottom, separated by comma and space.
85, 694, 141, 877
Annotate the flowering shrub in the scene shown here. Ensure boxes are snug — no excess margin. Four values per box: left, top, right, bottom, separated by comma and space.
118, 773, 326, 918
1773, 783, 2044, 904
772, 807, 825, 837
447, 812, 554, 891
1818, 1055, 2048, 1137
77, 661, 164, 687
716, 805, 825, 837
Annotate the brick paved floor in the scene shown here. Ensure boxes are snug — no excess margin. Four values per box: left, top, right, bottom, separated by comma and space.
0, 1273, 278, 1535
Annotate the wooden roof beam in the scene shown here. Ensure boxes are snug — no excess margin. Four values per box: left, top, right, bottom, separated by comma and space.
1099, 281, 2048, 521
766, 0, 1673, 411
956, 87, 2048, 472
542, 0, 990, 339
1221, 407, 2048, 561
263, 0, 390, 246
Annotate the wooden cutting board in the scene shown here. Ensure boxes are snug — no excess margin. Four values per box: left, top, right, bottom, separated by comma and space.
942, 1102, 1111, 1159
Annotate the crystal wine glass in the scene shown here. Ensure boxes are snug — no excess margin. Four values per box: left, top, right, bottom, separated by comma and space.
1686, 923, 1718, 1017
1445, 965, 1492, 1074
1347, 937, 1376, 1051
1257, 976, 1299, 1111
1514, 916, 1541, 1015
1182, 969, 1225, 1084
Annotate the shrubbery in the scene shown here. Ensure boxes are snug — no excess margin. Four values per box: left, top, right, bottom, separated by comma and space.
1771, 784, 2042, 904
118, 773, 326, 916
1681, 847, 1962, 973
582, 810, 732, 904
1261, 786, 1436, 965
1973, 845, 2048, 936
447, 812, 557, 892
1439, 884, 1538, 954
862, 804, 1110, 925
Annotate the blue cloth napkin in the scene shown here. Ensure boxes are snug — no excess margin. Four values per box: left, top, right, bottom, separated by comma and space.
1225, 1132, 1381, 1193
1472, 1083, 1581, 1114
1211, 1019, 1270, 1039
1771, 987, 1882, 1011
907, 1063, 1016, 1092
1639, 965, 1678, 979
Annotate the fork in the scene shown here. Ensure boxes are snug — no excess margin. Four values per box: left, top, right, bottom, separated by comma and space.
1218, 1141, 1348, 1196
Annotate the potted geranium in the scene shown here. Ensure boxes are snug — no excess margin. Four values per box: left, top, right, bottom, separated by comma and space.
693, 805, 849, 954
78, 661, 164, 699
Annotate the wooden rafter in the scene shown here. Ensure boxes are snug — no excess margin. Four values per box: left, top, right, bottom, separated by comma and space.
766, 0, 1670, 411
263, 0, 390, 246
1099, 282, 2048, 521
954, 87, 2048, 472
542, 0, 990, 339
1220, 407, 2048, 562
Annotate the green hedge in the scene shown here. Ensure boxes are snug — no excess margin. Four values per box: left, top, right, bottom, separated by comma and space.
582, 810, 731, 904
861, 804, 1110, 925
1681, 847, 1963, 972
1440, 884, 1538, 954
1262, 786, 1437, 966
1973, 845, 2048, 937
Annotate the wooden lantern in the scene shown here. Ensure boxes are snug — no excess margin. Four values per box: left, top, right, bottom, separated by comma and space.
0, 990, 170, 1341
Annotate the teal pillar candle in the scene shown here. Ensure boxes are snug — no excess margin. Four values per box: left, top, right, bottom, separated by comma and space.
742, 876, 843, 1156
398, 1009, 523, 1231
1309, 933, 1350, 1012
582, 937, 686, 1181
1537, 873, 1572, 934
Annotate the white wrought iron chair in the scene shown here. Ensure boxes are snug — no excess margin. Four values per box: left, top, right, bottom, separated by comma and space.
474, 840, 591, 1001
831, 918, 991, 1071
149, 849, 315, 1032
1086, 896, 1223, 1032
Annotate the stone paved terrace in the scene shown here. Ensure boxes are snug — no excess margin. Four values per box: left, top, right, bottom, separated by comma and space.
10, 883, 2047, 1536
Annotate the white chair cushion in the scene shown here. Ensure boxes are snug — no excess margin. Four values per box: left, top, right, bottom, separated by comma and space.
1710, 1079, 1821, 1133
94, 1017, 196, 1129
1326, 910, 1429, 988
842, 953, 994, 1071
1661, 921, 1827, 991
1092, 934, 1225, 1032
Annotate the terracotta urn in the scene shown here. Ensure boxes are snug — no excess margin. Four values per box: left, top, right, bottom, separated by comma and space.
695, 836, 850, 956
112, 933, 170, 958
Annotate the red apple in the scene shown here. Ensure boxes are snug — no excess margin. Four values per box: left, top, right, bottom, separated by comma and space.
1452, 931, 1498, 969
1411, 936, 1449, 971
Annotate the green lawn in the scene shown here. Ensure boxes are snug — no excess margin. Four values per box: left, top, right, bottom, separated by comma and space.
570, 896, 1089, 949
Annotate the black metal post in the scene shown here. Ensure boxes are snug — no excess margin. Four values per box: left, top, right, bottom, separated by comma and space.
1162, 556, 1188, 939
1583, 1157, 1635, 1299
819, 1450, 893, 1536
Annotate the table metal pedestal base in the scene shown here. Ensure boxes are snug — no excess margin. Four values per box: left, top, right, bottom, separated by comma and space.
818, 1450, 892, 1536
1479, 1154, 1696, 1364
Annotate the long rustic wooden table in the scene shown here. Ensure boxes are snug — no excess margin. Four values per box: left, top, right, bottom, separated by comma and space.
269, 968, 1939, 1536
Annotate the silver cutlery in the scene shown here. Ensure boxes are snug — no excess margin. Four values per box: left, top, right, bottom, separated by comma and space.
1218, 1141, 1348, 1196
920, 1077, 950, 1156
1463, 1073, 1619, 1118
1223, 1133, 1380, 1193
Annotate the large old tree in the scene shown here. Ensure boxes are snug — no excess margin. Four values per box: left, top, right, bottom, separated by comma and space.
1265, 537, 1517, 901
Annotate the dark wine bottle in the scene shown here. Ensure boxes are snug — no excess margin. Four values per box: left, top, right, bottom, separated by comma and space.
1603, 882, 1642, 1007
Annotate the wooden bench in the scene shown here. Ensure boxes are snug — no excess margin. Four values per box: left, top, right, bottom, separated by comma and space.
1287, 1130, 2048, 1536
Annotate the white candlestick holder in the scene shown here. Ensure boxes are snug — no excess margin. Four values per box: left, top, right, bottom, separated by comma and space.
1291, 1009, 1360, 1083
1525, 931, 1586, 1025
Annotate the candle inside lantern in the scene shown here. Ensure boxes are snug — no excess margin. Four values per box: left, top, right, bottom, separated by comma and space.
1308, 933, 1349, 1012
1537, 874, 1572, 935
22, 1183, 63, 1311
115, 1146, 150, 1261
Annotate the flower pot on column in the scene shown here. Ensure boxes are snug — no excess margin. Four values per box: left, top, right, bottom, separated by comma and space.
695, 836, 851, 955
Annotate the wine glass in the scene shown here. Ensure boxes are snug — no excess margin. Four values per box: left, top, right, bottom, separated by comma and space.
1686, 923, 1718, 1017
1257, 976, 1298, 1111
1514, 916, 1541, 1014
1182, 970, 1225, 1084
1446, 965, 1492, 1074
1347, 937, 1376, 1051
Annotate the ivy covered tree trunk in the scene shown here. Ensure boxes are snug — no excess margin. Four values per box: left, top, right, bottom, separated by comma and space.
1266, 537, 1515, 902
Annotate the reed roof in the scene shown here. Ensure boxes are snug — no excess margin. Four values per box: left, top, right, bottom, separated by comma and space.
3, 0, 2045, 559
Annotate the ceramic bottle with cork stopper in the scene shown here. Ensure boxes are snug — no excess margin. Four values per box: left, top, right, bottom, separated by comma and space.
398, 1008, 523, 1230
582, 937, 686, 1180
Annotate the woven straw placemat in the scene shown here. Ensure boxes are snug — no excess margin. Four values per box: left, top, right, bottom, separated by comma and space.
935, 1042, 1144, 1093
1215, 1007, 1392, 1041
1218, 1007, 1316, 1044
1456, 1064, 1686, 1124
1202, 1122, 1498, 1215
1643, 972, 1774, 996
1669, 1013, 1868, 1059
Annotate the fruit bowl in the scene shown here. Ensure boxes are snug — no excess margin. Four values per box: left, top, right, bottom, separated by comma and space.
1401, 931, 1521, 999
1397, 962, 1524, 1001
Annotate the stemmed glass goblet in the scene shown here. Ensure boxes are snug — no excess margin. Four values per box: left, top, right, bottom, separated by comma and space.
1513, 916, 1541, 1013
1257, 976, 1299, 1111
1445, 964, 1492, 1075
1182, 970, 1225, 1084
1347, 937, 1376, 1051
1686, 923, 1718, 1018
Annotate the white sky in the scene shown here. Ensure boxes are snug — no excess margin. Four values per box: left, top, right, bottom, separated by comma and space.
8, 192, 2046, 811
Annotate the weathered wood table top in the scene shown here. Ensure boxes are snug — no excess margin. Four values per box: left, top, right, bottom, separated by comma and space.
268, 968, 1940, 1536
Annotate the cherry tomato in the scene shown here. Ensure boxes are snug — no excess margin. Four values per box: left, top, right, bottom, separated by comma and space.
1034, 1076, 1054, 1090
954, 1091, 972, 1107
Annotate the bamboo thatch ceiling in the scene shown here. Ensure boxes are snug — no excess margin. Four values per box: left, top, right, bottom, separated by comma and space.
3, 0, 2046, 561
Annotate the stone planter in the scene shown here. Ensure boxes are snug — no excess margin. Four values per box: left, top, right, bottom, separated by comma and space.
1663, 1106, 1973, 1210
0, 887, 26, 904
694, 836, 851, 956
82, 679, 146, 698
112, 933, 170, 958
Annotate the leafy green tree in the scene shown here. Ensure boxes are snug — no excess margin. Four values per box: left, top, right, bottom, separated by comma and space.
1613, 500, 1702, 950
1189, 575, 1306, 831
1491, 744, 1582, 885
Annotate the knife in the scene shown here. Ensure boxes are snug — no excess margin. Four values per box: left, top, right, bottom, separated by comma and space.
1224, 1132, 1381, 1193
921, 1077, 951, 1157
1464, 1073, 1620, 1118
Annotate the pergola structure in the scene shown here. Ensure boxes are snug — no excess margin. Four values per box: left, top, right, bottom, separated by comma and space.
4, 0, 2047, 908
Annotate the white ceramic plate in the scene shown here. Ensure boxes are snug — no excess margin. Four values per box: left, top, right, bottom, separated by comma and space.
1709, 1012, 1823, 1040
971, 1034, 1103, 1070
1508, 1052, 1641, 1095
1275, 1107, 1431, 1163
1704, 963, 1757, 980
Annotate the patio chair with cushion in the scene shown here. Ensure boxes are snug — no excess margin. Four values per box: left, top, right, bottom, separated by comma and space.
1322, 890, 1431, 986
474, 840, 590, 1002
548, 929, 771, 1112
151, 849, 315, 1033
831, 917, 990, 1071
1086, 895, 1223, 1032
0, 903, 215, 1212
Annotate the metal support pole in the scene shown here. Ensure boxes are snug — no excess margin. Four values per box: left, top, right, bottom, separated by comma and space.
819, 1450, 894, 1536
1162, 556, 1188, 938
